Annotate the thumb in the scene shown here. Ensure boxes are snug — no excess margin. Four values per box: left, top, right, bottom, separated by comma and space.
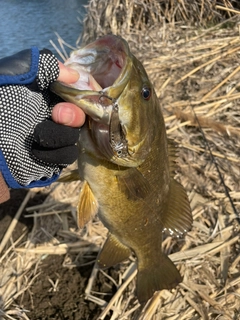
52, 102, 85, 127
57, 61, 79, 84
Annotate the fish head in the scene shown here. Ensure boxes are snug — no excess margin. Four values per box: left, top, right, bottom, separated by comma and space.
113, 53, 160, 165
51, 35, 161, 167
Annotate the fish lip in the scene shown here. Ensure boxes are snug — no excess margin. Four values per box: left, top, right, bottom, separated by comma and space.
50, 81, 114, 124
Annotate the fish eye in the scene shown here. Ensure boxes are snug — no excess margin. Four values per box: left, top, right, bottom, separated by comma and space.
141, 86, 151, 100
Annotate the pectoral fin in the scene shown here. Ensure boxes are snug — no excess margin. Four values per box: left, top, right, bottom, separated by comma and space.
98, 233, 131, 268
77, 180, 99, 228
116, 168, 150, 200
162, 178, 192, 236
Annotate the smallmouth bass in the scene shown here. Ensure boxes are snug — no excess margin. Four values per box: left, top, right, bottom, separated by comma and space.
51, 35, 192, 303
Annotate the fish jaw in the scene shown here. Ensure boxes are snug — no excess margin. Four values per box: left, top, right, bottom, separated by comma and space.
50, 35, 133, 123
50, 81, 113, 125
50, 35, 138, 164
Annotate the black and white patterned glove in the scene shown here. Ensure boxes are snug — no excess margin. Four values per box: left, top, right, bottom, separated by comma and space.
0, 47, 79, 189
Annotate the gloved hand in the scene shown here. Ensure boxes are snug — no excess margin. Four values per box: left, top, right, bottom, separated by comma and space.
0, 47, 80, 189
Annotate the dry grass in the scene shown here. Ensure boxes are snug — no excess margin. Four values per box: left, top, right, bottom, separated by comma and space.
80, 0, 240, 45
1, 0, 240, 319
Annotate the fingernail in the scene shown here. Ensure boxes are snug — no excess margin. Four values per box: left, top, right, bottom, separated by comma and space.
60, 105, 75, 125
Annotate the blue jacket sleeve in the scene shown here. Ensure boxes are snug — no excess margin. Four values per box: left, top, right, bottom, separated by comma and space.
0, 46, 39, 85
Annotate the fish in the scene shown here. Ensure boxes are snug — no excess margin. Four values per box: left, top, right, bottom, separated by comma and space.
51, 35, 192, 304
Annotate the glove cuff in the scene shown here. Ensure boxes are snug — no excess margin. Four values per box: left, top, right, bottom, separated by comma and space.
0, 149, 60, 189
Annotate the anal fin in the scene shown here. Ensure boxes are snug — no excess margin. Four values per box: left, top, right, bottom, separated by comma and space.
98, 233, 131, 268
77, 180, 99, 228
163, 178, 192, 236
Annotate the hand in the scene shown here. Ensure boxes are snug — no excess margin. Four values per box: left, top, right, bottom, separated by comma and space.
0, 48, 84, 189
52, 62, 85, 127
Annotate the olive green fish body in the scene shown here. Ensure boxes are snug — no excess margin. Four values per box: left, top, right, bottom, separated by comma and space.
52, 35, 192, 304
77, 108, 185, 302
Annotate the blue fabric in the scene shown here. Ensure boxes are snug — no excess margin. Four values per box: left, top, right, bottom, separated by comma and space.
0, 46, 39, 86
0, 149, 60, 188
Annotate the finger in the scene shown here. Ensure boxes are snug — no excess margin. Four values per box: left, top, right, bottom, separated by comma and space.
33, 121, 79, 148
52, 102, 85, 127
32, 144, 78, 165
57, 61, 79, 84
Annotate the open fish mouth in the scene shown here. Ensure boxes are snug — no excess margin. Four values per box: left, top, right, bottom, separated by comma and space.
51, 35, 133, 162
51, 35, 132, 125
65, 35, 128, 91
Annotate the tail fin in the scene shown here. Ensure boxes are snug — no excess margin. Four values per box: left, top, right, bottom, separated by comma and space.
137, 254, 182, 304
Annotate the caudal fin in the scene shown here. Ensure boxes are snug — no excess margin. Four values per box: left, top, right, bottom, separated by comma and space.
137, 254, 182, 304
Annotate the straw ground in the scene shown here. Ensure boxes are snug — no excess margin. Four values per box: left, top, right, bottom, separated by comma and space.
0, 1, 239, 319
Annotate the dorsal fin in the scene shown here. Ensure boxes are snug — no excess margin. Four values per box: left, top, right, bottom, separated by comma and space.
162, 178, 192, 236
77, 180, 99, 228
167, 139, 178, 177
97, 233, 131, 268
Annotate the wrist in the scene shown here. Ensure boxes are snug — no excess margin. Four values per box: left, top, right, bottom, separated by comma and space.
0, 149, 60, 189
0, 172, 10, 203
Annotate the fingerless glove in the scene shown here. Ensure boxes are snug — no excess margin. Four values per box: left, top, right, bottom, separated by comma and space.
0, 47, 79, 188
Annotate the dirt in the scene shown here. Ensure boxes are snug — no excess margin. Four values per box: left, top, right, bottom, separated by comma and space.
0, 189, 34, 242
0, 190, 116, 320
20, 255, 104, 320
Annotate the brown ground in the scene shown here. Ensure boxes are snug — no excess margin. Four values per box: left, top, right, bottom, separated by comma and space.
18, 255, 112, 320
0, 190, 116, 320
